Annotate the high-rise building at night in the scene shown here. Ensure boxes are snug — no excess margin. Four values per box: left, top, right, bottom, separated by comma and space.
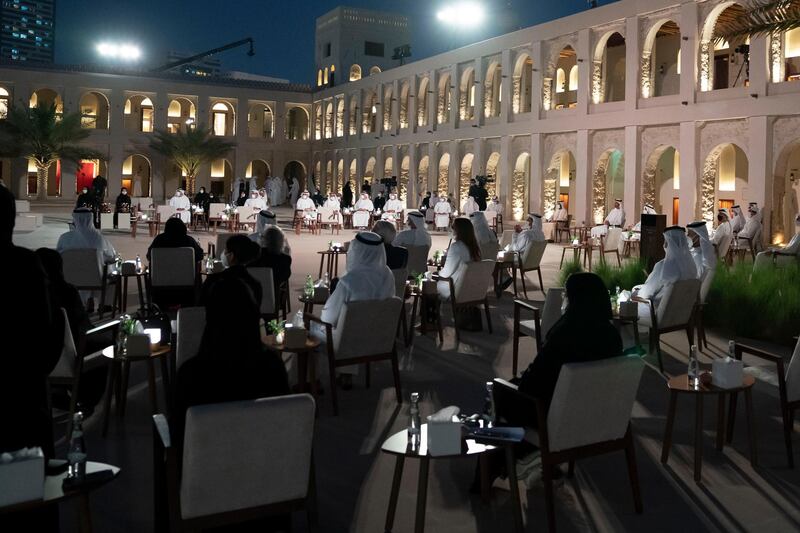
0, 0, 55, 63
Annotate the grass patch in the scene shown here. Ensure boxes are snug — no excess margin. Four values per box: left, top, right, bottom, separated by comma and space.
593, 259, 649, 292
557, 260, 583, 287
705, 262, 800, 346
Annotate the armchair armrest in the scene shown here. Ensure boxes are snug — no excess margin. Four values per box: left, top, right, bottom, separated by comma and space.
513, 299, 541, 314
152, 413, 171, 449
86, 318, 121, 337
513, 300, 542, 350
492, 378, 550, 448
734, 342, 784, 364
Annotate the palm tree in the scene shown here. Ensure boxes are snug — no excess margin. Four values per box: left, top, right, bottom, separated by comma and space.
715, 0, 800, 41
0, 104, 105, 201
148, 126, 235, 196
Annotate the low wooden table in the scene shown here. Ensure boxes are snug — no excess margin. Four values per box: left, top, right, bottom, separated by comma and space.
262, 334, 320, 402
493, 252, 519, 297
101, 343, 171, 436
381, 424, 523, 533
407, 286, 443, 345
661, 373, 757, 483
317, 248, 346, 279
120, 268, 147, 312
559, 244, 582, 267
0, 461, 120, 533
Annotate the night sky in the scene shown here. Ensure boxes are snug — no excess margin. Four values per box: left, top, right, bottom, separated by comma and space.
56, 1, 614, 84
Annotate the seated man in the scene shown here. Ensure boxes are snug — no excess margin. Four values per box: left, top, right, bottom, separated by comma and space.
487, 195, 503, 217
755, 213, 800, 269
737, 203, 763, 252
497, 213, 545, 295
201, 234, 262, 307
250, 226, 293, 297
631, 203, 656, 233
353, 192, 374, 229
591, 199, 626, 238
394, 211, 432, 248
314, 232, 395, 389
168, 188, 191, 223
711, 209, 732, 258
295, 190, 317, 221
324, 193, 341, 210
372, 220, 408, 270
248, 209, 277, 244
382, 193, 404, 224
461, 196, 479, 217
244, 190, 268, 212
433, 194, 452, 230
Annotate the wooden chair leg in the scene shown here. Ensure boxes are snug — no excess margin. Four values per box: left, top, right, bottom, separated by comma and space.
512, 329, 520, 377
520, 269, 528, 299
615, 251, 621, 267
484, 298, 493, 334
542, 461, 557, 533
328, 355, 339, 416
726, 392, 738, 444
391, 347, 402, 404
655, 333, 664, 374
452, 302, 460, 346
537, 268, 545, 296
686, 326, 695, 350
624, 429, 644, 513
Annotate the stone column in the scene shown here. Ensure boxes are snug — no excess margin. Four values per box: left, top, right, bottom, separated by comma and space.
576, 29, 591, 115
749, 36, 769, 97
392, 79, 400, 134
531, 41, 544, 118
748, 115, 771, 242
427, 143, 438, 192
408, 144, 418, 202
449, 139, 459, 198
623, 125, 641, 224
574, 129, 592, 226
500, 136, 513, 217
678, 121, 698, 225
625, 16, 640, 111
501, 48, 512, 123
475, 58, 486, 126
680, 2, 699, 102
408, 75, 418, 134
530, 133, 544, 213
448, 64, 458, 129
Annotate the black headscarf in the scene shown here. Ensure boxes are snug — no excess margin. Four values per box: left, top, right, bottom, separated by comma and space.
559, 271, 612, 326
0, 184, 14, 245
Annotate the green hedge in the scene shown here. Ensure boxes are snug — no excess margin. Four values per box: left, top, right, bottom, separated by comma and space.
557, 258, 648, 292
705, 263, 800, 346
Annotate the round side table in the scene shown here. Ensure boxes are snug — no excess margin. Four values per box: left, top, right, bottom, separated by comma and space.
262, 334, 321, 401
381, 424, 523, 533
661, 373, 757, 483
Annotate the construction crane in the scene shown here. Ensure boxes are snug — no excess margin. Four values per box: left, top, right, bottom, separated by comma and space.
151, 37, 255, 73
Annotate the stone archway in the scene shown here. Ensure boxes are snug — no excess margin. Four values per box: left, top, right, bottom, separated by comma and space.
642, 145, 679, 215
701, 143, 749, 223
593, 149, 625, 224
771, 139, 800, 244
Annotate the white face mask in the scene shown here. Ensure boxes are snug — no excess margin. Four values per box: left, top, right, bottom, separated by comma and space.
122, 191, 127, 195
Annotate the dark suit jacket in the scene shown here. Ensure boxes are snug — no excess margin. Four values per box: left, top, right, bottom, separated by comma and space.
385, 243, 409, 270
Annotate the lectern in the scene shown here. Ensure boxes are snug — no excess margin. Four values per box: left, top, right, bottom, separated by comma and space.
640, 214, 667, 271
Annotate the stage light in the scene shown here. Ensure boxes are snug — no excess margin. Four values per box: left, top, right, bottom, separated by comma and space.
96, 42, 142, 61
436, 2, 486, 28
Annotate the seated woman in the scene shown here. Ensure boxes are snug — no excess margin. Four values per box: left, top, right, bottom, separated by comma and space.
437, 217, 482, 299
249, 226, 293, 298
177, 276, 289, 436
495, 272, 623, 429
147, 217, 204, 263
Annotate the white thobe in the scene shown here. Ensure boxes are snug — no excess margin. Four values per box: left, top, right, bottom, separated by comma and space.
711, 222, 732, 252
353, 198, 374, 227
169, 195, 191, 223
394, 226, 432, 249
461, 198, 479, 216
434, 200, 451, 229
244, 197, 267, 211
323, 198, 341, 210
553, 207, 568, 222
487, 201, 503, 216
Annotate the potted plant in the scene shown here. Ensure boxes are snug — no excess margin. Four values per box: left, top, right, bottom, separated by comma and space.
268, 319, 286, 344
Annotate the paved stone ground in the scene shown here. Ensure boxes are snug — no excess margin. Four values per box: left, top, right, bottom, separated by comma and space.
12, 204, 800, 532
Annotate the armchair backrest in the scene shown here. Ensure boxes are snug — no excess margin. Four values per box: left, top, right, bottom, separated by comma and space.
547, 356, 644, 452
541, 288, 566, 338
521, 240, 547, 270
61, 248, 103, 288
157, 205, 177, 219
656, 278, 701, 330
786, 336, 800, 403
177, 307, 206, 371
150, 247, 196, 288
405, 244, 430, 276
699, 268, 715, 303
317, 206, 340, 225
332, 298, 402, 359
479, 240, 500, 263
50, 308, 77, 380
391, 268, 408, 298
604, 227, 622, 251
247, 267, 276, 315
180, 394, 315, 520
208, 203, 226, 219
453, 260, 495, 304
499, 230, 515, 249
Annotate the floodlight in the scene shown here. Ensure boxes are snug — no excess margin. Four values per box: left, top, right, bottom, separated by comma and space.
436, 2, 486, 27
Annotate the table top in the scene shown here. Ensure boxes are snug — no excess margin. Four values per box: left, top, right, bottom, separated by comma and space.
381, 424, 496, 459
262, 334, 320, 353
0, 461, 119, 514
318, 248, 347, 255
667, 373, 755, 394
102, 343, 171, 361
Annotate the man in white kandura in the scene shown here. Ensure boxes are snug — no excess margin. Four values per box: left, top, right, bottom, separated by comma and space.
57, 208, 118, 305
249, 210, 277, 244
316, 231, 395, 389
168, 189, 191, 223
382, 192, 404, 223
549, 201, 568, 222
754, 213, 800, 269
497, 213, 546, 294
632, 225, 698, 320
487, 195, 503, 216
324, 193, 340, 210
730, 205, 745, 234
433, 193, 452, 230
244, 190, 268, 211
394, 211, 432, 248
632, 203, 656, 232
353, 192, 374, 228
591, 199, 626, 238
687, 220, 717, 278
710, 209, 733, 259
295, 190, 316, 220
461, 196, 479, 217
737, 203, 763, 252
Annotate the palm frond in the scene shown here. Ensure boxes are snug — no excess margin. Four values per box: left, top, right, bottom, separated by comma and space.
148, 125, 235, 176
715, 0, 800, 41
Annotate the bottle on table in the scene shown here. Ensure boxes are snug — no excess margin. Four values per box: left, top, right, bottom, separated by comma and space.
408, 392, 421, 451
688, 345, 700, 388
304, 274, 315, 298
728, 340, 736, 359
135, 254, 142, 273
322, 271, 330, 288
205, 255, 214, 274
67, 412, 87, 479
484, 381, 496, 428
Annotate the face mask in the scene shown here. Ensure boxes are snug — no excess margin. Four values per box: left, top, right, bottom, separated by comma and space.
122, 191, 127, 195
560, 295, 569, 315
82, 189, 88, 194
221, 251, 230, 268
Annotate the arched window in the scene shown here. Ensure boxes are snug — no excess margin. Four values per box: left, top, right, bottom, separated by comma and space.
211, 101, 234, 136
317, 69, 323, 87
349, 64, 362, 81
556, 68, 566, 93
369, 66, 381, 75
568, 65, 578, 90
323, 67, 329, 85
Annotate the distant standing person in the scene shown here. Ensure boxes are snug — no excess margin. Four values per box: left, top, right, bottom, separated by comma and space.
91, 174, 108, 227
341, 181, 353, 208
